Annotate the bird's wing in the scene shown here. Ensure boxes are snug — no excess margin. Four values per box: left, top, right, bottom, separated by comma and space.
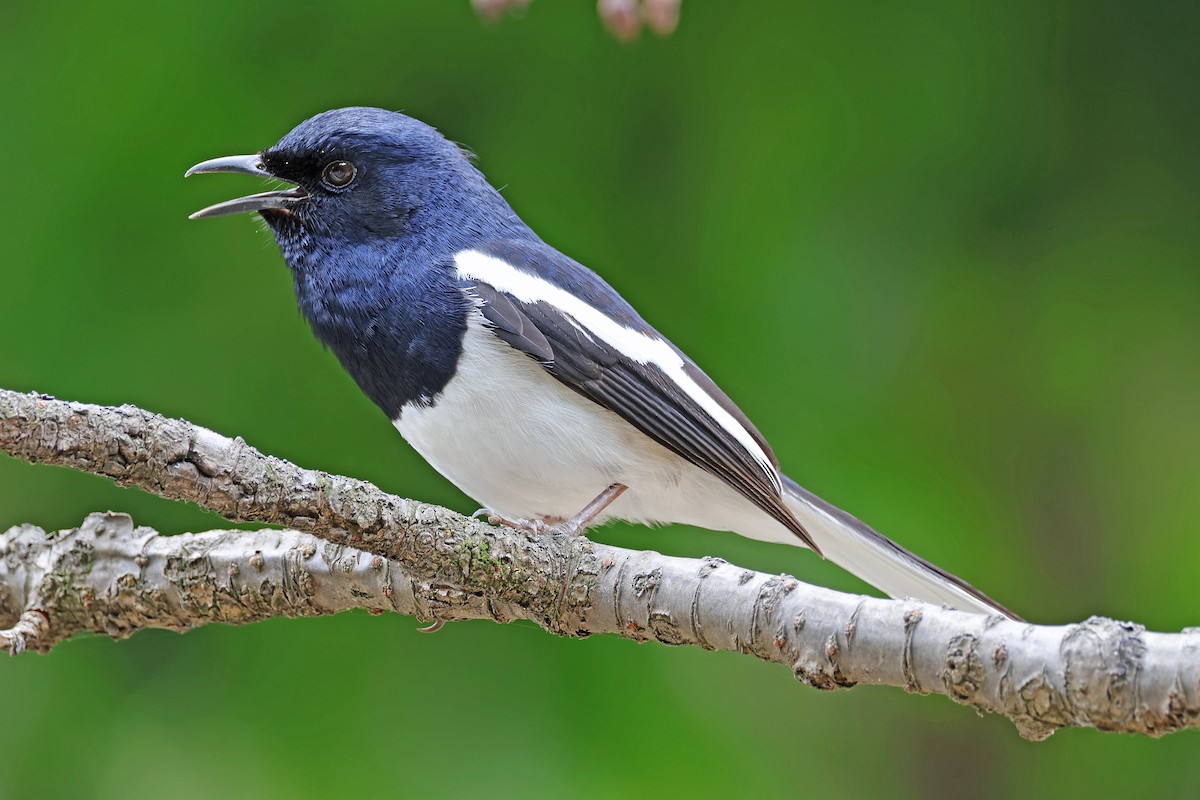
453, 240, 819, 552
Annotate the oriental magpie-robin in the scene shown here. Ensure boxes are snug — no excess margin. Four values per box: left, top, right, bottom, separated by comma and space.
187, 107, 1017, 619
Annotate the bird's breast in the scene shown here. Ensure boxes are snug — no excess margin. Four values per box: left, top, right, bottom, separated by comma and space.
289, 253, 469, 419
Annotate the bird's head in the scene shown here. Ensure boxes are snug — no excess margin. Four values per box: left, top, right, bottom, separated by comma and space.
186, 107, 500, 248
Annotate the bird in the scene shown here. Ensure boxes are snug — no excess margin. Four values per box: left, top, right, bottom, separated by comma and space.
186, 107, 1018, 619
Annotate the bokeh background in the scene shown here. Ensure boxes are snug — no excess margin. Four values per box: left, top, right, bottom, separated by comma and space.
1, 1, 1198, 796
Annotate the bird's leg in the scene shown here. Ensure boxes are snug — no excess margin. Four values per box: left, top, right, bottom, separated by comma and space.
482, 483, 629, 537
550, 482, 629, 536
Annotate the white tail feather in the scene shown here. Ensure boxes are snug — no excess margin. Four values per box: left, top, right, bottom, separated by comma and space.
780, 476, 1019, 619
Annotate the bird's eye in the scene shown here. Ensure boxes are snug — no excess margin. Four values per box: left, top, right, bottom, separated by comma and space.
321, 160, 357, 189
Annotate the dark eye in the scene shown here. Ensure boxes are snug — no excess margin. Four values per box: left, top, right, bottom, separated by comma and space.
321, 160, 357, 189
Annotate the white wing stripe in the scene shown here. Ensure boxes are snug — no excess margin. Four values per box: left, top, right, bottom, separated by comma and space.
454, 249, 782, 493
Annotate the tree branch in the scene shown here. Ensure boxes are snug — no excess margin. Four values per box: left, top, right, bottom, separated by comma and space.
1, 388, 1197, 739
0, 513, 413, 654
471, 0, 681, 42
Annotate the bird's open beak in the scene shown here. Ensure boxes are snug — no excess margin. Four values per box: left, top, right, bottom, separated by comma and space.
184, 154, 307, 220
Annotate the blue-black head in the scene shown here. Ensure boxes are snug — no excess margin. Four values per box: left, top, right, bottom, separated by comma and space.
187, 108, 535, 417
187, 107, 524, 256
188, 107, 540, 419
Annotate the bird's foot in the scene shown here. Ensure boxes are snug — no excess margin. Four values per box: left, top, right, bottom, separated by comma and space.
475, 484, 630, 538
478, 509, 555, 536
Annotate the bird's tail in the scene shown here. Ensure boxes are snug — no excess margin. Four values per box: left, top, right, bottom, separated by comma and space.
781, 475, 1021, 619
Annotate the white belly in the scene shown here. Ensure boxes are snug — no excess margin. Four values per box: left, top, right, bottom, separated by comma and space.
393, 312, 796, 543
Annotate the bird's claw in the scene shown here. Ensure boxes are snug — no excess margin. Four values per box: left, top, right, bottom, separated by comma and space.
417, 619, 446, 634
476, 508, 555, 535
500, 515, 549, 535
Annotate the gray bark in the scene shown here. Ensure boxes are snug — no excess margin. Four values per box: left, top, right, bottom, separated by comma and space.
1, 388, 1197, 739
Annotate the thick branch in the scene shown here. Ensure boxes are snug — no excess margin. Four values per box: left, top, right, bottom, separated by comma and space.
0, 513, 417, 654
1, 388, 1198, 739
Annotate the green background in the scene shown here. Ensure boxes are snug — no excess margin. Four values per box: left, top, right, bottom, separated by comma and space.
1, 1, 1198, 796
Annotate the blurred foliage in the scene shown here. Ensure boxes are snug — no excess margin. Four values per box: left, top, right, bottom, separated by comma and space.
1, 1, 1198, 797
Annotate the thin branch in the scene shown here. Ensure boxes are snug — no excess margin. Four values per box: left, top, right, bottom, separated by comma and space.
471, 0, 681, 41
1, 388, 1198, 739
